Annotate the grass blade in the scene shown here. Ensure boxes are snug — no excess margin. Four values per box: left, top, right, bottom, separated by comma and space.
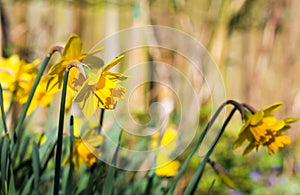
32, 140, 41, 194
1, 134, 9, 195
183, 108, 237, 195
0, 84, 8, 134
206, 179, 216, 195
166, 102, 227, 195
14, 54, 51, 141
102, 130, 122, 195
8, 164, 17, 195
20, 177, 34, 195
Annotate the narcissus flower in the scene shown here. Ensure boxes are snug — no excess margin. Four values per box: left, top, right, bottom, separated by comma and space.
0, 54, 40, 104
24, 76, 54, 114
46, 34, 103, 93
152, 126, 180, 177
63, 128, 104, 170
155, 152, 180, 177
74, 55, 127, 119
234, 103, 299, 155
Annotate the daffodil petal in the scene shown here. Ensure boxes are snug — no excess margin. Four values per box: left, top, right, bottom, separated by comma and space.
63, 34, 83, 59
103, 55, 125, 72
284, 117, 300, 124
262, 102, 283, 116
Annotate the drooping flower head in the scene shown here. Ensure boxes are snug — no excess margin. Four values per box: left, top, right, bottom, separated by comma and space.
74, 55, 128, 119
234, 103, 299, 155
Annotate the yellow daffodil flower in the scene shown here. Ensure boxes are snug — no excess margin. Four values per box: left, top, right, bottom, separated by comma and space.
234, 103, 300, 155
155, 152, 180, 177
26, 76, 55, 114
152, 126, 180, 177
73, 55, 127, 119
46, 34, 103, 93
63, 128, 104, 170
0, 54, 40, 104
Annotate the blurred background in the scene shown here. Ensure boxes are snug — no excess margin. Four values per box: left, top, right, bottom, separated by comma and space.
1, 0, 300, 194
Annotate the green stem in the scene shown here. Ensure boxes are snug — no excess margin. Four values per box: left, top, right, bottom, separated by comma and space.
14, 47, 62, 142
65, 115, 74, 194
183, 107, 237, 195
0, 84, 8, 134
166, 100, 244, 195
53, 68, 70, 195
97, 108, 105, 134
166, 102, 226, 194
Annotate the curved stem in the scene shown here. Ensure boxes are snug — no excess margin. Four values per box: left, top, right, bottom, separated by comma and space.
167, 100, 243, 195
226, 100, 245, 120
167, 102, 226, 194
184, 107, 237, 195
242, 103, 256, 114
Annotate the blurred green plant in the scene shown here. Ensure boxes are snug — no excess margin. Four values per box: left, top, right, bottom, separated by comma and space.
0, 34, 299, 195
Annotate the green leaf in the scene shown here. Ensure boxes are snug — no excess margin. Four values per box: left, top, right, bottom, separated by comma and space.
103, 165, 116, 195
102, 130, 122, 195
8, 161, 17, 195
0, 84, 8, 134
20, 177, 34, 195
167, 102, 229, 195
14, 54, 52, 141
32, 140, 41, 194
183, 107, 237, 195
206, 179, 216, 195
1, 135, 9, 195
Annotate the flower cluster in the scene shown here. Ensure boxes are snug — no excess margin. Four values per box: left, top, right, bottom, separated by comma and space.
0, 34, 128, 169
50, 35, 128, 168
0, 55, 39, 109
45, 34, 127, 119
